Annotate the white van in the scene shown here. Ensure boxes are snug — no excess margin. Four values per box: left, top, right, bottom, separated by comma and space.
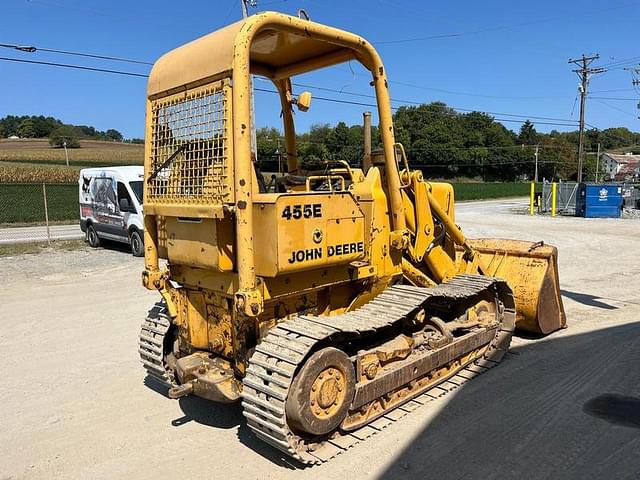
79, 166, 145, 256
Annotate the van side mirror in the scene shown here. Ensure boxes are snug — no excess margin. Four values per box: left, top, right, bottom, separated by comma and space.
119, 198, 131, 212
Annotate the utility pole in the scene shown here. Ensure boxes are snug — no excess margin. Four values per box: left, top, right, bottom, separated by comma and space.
534, 145, 539, 183
63, 140, 69, 167
275, 137, 282, 174
241, 0, 256, 18
595, 142, 601, 182
568, 54, 606, 183
241, 0, 258, 160
624, 67, 640, 119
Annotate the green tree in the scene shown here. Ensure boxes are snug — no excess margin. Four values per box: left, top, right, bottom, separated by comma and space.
326, 121, 353, 161
49, 125, 80, 148
518, 120, 538, 145
256, 127, 281, 161
537, 136, 575, 181
17, 119, 36, 138
106, 129, 123, 142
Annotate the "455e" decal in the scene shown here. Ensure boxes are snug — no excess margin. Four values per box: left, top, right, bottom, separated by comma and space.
281, 203, 322, 220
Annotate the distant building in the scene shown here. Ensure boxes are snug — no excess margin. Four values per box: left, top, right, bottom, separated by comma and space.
7, 135, 19, 140
602, 152, 640, 181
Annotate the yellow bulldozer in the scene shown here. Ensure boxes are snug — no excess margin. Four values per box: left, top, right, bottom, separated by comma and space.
139, 11, 566, 464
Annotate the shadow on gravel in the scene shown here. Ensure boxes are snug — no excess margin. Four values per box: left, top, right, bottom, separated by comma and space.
173, 396, 243, 429
144, 374, 299, 468
91, 239, 135, 256
561, 289, 618, 310
583, 394, 640, 429
237, 423, 301, 469
143, 376, 169, 397
144, 376, 243, 429
377, 322, 640, 479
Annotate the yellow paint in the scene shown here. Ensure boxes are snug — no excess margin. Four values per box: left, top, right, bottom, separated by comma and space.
140, 12, 566, 379
551, 182, 557, 217
530, 182, 535, 216
456, 238, 567, 334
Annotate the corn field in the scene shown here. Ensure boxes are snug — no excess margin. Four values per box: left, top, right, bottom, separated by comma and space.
0, 138, 143, 166
0, 164, 80, 183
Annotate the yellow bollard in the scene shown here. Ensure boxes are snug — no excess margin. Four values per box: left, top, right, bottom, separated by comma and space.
551, 182, 557, 217
530, 182, 535, 215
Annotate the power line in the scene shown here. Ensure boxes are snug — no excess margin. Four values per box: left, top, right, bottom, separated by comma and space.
584, 122, 639, 145
590, 88, 637, 93
597, 55, 640, 69
254, 87, 577, 127
0, 42, 153, 65
374, 1, 640, 45
369, 76, 563, 100
221, 0, 240, 27
292, 136, 576, 151
592, 99, 639, 119
290, 81, 578, 123
0, 55, 578, 129
3, 38, 566, 102
334, 64, 564, 100
590, 96, 638, 101
0, 56, 148, 77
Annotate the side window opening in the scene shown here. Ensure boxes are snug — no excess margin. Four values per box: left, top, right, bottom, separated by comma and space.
117, 182, 134, 213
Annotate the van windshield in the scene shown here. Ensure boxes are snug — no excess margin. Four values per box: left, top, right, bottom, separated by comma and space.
129, 181, 143, 203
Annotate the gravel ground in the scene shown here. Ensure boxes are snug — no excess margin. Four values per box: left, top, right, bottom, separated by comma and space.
1, 198, 639, 480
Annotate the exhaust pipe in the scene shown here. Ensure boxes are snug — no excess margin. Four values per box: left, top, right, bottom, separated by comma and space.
363, 111, 372, 172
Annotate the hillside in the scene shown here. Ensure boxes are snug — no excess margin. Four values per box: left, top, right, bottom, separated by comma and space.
0, 139, 143, 183
0, 138, 143, 166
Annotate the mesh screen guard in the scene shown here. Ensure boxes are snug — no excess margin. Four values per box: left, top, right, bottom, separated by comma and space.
147, 80, 232, 205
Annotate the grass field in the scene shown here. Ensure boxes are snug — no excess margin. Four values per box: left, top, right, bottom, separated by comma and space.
0, 181, 529, 225
451, 182, 530, 201
0, 184, 77, 224
0, 239, 85, 257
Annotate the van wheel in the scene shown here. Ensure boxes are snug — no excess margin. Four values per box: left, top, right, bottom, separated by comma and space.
130, 230, 144, 257
87, 225, 101, 248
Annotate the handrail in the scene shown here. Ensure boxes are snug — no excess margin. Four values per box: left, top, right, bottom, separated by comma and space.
305, 175, 346, 192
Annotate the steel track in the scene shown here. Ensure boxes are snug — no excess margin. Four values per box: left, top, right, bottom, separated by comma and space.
138, 302, 176, 388
241, 275, 516, 464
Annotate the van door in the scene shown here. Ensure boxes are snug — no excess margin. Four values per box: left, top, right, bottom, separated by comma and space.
92, 176, 124, 241
116, 181, 136, 241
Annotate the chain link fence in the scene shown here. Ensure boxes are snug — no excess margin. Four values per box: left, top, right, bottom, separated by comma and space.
622, 183, 640, 209
538, 181, 640, 215
540, 181, 579, 215
0, 183, 82, 244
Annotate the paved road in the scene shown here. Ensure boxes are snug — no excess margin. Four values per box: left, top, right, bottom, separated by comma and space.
455, 196, 529, 214
0, 197, 529, 246
0, 224, 83, 244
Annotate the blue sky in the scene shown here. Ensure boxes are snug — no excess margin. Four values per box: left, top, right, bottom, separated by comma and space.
1, 0, 639, 138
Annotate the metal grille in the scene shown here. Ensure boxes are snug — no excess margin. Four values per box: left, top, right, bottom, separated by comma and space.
147, 82, 231, 204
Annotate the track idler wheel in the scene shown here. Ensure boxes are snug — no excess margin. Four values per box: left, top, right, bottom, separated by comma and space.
285, 347, 355, 436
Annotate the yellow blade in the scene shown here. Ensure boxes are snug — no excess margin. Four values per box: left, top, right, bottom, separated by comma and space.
465, 238, 567, 334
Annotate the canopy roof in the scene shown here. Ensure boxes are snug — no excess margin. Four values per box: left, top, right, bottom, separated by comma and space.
147, 12, 370, 97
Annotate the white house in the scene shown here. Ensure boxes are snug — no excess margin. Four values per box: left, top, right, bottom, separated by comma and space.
602, 153, 640, 181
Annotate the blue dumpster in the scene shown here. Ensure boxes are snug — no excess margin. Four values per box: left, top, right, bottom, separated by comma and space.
576, 183, 623, 218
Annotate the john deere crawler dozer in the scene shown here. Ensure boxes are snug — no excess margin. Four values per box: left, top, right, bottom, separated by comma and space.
139, 11, 566, 464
